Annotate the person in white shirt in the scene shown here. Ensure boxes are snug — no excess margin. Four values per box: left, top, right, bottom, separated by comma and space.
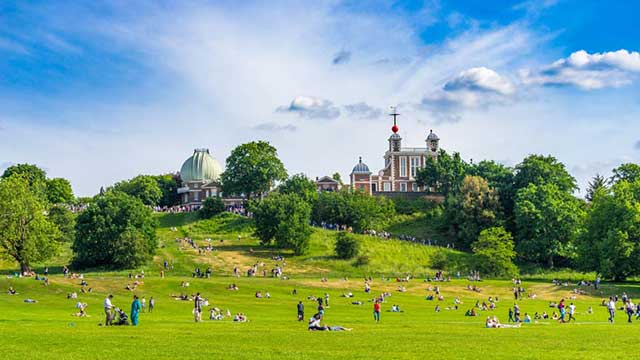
308, 314, 326, 331
607, 297, 616, 323
568, 303, 576, 322
104, 295, 114, 326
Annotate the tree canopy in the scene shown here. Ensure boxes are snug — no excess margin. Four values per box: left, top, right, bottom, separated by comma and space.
471, 226, 518, 277
221, 141, 287, 199
1, 163, 47, 187
278, 173, 318, 204
312, 190, 395, 232
415, 149, 468, 196
46, 177, 74, 204
514, 183, 584, 267
576, 180, 640, 280
514, 155, 578, 193
252, 193, 312, 255
0, 176, 61, 272
73, 192, 157, 269
112, 175, 163, 206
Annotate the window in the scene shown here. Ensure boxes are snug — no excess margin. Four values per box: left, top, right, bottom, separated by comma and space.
412, 183, 418, 192
194, 191, 199, 201
400, 183, 407, 192
383, 182, 391, 191
399, 156, 407, 177
410, 157, 420, 178
372, 183, 377, 192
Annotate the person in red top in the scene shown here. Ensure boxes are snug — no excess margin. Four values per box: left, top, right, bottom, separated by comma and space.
373, 300, 381, 322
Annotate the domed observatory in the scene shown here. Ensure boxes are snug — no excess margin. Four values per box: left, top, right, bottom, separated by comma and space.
350, 157, 373, 194
177, 148, 223, 207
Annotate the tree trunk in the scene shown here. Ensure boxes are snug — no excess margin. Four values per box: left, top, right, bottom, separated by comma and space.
20, 262, 31, 274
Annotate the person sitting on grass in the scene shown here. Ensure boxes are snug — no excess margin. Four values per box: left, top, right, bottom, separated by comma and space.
233, 313, 247, 322
75, 302, 88, 317
114, 308, 129, 326
308, 313, 327, 331
465, 308, 477, 316
524, 313, 531, 323
7, 287, 17, 295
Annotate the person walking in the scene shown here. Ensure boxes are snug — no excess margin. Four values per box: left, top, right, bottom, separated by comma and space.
130, 295, 142, 326
626, 300, 634, 323
608, 297, 616, 323
297, 301, 304, 321
558, 299, 566, 323
568, 303, 576, 322
141, 296, 146, 312
373, 300, 381, 322
149, 297, 155, 313
103, 294, 114, 326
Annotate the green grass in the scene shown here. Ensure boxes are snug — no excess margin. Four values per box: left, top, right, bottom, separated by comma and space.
1, 212, 639, 359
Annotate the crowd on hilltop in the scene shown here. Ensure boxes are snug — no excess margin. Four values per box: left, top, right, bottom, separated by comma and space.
151, 204, 250, 216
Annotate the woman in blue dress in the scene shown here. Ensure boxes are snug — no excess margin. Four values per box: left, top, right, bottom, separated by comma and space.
131, 295, 142, 326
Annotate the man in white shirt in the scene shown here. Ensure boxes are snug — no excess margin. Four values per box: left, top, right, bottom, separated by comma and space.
568, 303, 576, 322
607, 297, 616, 323
104, 294, 114, 326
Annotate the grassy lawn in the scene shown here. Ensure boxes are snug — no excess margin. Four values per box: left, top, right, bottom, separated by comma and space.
1, 213, 638, 359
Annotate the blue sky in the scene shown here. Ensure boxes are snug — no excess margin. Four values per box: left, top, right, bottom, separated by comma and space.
1, 0, 639, 196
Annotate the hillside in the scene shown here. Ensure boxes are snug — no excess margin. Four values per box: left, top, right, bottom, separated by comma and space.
153, 212, 469, 278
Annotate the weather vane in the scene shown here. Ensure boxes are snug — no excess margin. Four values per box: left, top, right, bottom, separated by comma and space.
389, 106, 400, 133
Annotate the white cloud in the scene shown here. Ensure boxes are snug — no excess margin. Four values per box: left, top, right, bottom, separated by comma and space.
420, 67, 515, 121
521, 49, 640, 90
444, 67, 515, 95
276, 96, 340, 119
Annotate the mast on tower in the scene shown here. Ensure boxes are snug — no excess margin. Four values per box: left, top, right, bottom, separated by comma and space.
389, 106, 400, 133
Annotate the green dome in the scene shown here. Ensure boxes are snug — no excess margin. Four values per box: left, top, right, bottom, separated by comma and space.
179, 148, 223, 182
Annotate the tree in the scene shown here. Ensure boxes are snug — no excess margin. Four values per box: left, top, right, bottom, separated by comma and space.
221, 141, 287, 199
73, 192, 157, 269
468, 160, 515, 225
252, 193, 312, 255
610, 163, 640, 185
514, 183, 585, 267
335, 232, 360, 259
514, 155, 577, 193
1, 163, 47, 187
443, 175, 502, 249
112, 175, 162, 206
416, 149, 468, 196
471, 227, 518, 277
0, 176, 61, 272
199, 197, 225, 219
46, 177, 74, 204
585, 174, 607, 202
278, 173, 318, 204
48, 204, 75, 243
332, 172, 343, 185
312, 190, 395, 232
154, 174, 182, 207
576, 180, 640, 280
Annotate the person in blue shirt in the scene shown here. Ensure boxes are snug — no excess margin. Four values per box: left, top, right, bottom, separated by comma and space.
130, 295, 142, 326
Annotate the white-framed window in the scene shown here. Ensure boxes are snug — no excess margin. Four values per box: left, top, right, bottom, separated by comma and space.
383, 182, 391, 191
399, 156, 407, 177
412, 183, 418, 192
400, 183, 407, 192
410, 157, 420, 178
194, 191, 199, 201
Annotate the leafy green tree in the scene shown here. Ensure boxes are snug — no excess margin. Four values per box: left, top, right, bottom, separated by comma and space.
48, 204, 75, 243
576, 180, 640, 280
513, 155, 577, 193
73, 192, 157, 269
252, 193, 312, 255
416, 150, 468, 196
471, 226, 518, 277
199, 197, 225, 219
1, 163, 47, 187
514, 183, 585, 267
468, 160, 515, 224
332, 172, 343, 185
610, 163, 640, 185
221, 141, 287, 199
0, 176, 61, 272
585, 174, 607, 202
444, 175, 502, 249
312, 190, 395, 232
278, 173, 318, 204
335, 232, 360, 259
46, 177, 74, 204
112, 175, 162, 206
154, 174, 182, 207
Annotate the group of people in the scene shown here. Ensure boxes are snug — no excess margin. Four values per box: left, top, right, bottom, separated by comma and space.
102, 294, 154, 326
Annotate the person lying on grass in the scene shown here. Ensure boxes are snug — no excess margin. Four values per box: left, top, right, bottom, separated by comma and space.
308, 314, 352, 331
486, 316, 521, 328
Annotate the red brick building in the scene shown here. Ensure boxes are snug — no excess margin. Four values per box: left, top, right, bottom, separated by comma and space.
350, 120, 440, 195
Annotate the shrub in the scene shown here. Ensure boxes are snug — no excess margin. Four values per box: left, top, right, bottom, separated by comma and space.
335, 232, 360, 259
200, 197, 225, 219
